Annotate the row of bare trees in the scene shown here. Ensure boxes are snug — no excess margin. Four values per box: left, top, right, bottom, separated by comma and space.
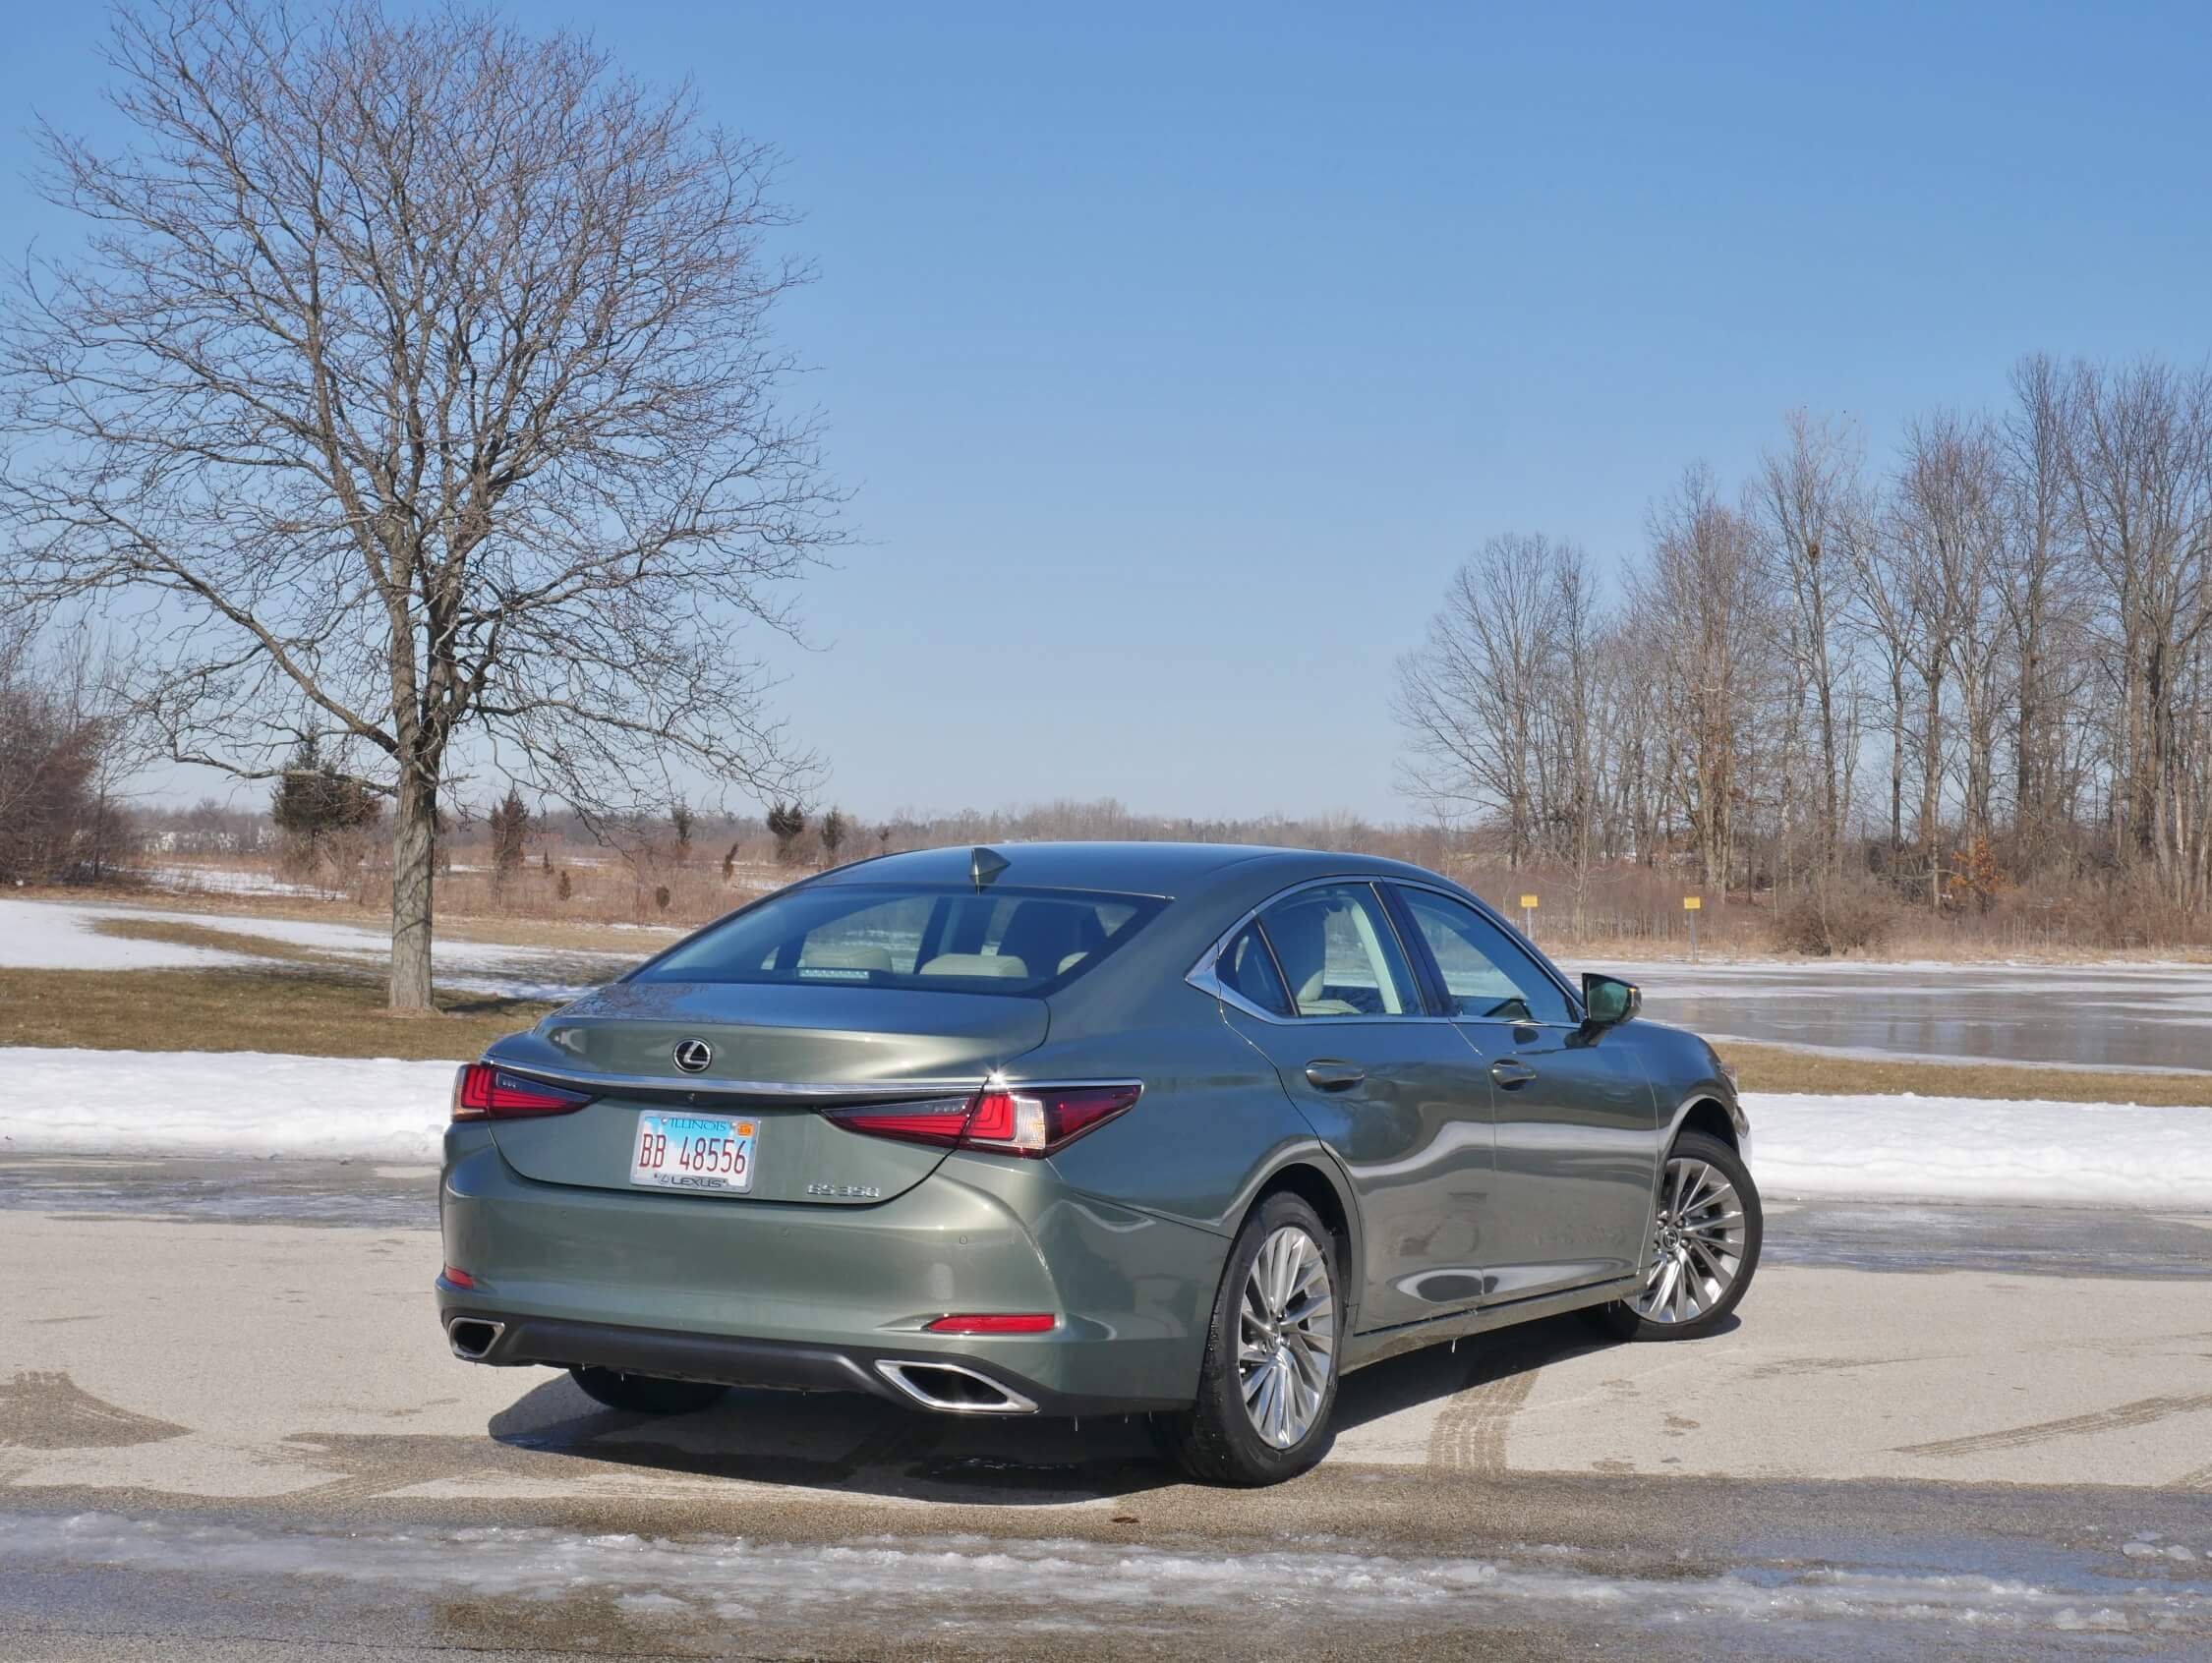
1397, 354, 2212, 937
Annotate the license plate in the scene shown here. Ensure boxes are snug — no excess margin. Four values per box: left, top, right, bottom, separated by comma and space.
629, 1112, 758, 1194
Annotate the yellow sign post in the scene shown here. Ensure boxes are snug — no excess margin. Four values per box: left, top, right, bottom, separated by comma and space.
1520, 893, 1539, 938
1684, 895, 1702, 959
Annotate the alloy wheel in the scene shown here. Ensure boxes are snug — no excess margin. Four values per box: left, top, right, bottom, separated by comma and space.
1637, 1155, 1748, 1325
1238, 1225, 1335, 1448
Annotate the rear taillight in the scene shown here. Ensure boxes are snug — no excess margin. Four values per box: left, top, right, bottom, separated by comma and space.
451, 1063, 595, 1120
829, 1082, 1140, 1157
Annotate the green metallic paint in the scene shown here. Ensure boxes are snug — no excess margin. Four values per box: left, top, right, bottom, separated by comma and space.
441, 841, 1748, 1416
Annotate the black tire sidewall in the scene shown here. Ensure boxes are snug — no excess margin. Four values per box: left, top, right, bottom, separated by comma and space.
1184, 1192, 1343, 1484
1627, 1128, 1762, 1341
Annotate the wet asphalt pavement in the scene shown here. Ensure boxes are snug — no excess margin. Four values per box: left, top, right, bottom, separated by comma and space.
2, 1157, 2209, 1660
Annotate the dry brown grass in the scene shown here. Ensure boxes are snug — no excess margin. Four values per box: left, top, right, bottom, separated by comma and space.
0, 965, 556, 1060
87, 915, 338, 965
1717, 1041, 2212, 1107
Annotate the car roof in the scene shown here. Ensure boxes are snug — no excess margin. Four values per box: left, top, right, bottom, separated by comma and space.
809, 840, 1446, 898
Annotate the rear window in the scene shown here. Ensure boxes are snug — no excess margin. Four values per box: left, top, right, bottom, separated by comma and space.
633, 883, 1163, 995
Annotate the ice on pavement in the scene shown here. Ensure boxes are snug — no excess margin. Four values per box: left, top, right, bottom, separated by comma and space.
2, 1513, 2204, 1642
2, 1046, 2210, 1202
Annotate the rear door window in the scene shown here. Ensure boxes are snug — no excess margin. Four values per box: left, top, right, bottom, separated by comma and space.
1255, 883, 1419, 1017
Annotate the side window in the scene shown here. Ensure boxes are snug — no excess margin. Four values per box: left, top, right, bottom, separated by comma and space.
1257, 883, 1419, 1017
1214, 922, 1293, 1016
1394, 889, 1573, 1025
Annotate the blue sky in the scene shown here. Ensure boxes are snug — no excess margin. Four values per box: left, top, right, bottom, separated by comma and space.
5, 3, 2208, 822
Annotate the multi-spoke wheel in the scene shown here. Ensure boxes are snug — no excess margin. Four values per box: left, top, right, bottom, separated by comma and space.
1238, 1224, 1337, 1449
1585, 1129, 1761, 1342
1160, 1192, 1342, 1484
1638, 1152, 1749, 1325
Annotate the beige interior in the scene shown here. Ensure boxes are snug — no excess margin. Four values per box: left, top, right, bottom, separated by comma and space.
918, 952, 1028, 979
797, 944, 895, 972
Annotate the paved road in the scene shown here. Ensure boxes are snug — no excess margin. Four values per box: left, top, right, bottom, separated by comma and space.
3, 1159, 2209, 1659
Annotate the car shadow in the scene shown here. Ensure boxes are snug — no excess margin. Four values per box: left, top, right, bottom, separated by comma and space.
482, 1310, 1724, 1504
488, 1372, 1177, 1505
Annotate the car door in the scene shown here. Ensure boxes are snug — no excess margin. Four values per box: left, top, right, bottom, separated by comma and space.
1386, 884, 1662, 1303
1209, 881, 1498, 1333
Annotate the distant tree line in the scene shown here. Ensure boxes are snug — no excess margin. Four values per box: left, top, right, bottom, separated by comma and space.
1395, 355, 2212, 945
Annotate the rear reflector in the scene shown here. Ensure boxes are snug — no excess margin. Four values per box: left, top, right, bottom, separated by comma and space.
925, 1313, 1056, 1335
441, 1266, 476, 1290
829, 1083, 1140, 1157
451, 1063, 595, 1120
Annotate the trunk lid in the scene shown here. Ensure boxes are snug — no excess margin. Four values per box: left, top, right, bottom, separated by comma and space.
483, 982, 1048, 1206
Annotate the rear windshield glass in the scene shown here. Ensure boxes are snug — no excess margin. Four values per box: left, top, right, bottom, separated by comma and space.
632, 883, 1164, 995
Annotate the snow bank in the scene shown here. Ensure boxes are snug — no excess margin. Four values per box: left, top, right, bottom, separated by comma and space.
1746, 1091, 2212, 1207
0, 1048, 457, 1163
2, 1047, 2209, 1206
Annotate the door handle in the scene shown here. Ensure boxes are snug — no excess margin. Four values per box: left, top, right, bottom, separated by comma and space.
1490, 1058, 1538, 1088
1304, 1061, 1367, 1092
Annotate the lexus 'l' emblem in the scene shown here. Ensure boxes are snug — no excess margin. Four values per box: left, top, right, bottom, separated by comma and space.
672, 1039, 714, 1074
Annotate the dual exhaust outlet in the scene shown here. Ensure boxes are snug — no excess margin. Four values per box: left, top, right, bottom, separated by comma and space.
443, 1315, 1034, 1414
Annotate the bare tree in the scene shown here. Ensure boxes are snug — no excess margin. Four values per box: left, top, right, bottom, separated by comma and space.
0, 2, 838, 1007
1394, 533, 1580, 866
2062, 359, 2212, 899
1633, 467, 1769, 896
1998, 355, 2083, 870
1753, 411, 1863, 873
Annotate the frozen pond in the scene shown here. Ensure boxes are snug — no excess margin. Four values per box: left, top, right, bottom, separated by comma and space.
1575, 958, 2212, 1073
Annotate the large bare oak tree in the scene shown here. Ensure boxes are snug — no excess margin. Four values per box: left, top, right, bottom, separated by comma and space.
0, 1, 838, 1007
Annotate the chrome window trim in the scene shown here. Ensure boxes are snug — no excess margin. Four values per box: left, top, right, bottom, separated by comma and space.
1187, 874, 1586, 1030
1186, 876, 1454, 1027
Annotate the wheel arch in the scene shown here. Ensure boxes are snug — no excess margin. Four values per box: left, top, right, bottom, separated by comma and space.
1246, 1155, 1363, 1329
1673, 1096, 1739, 1152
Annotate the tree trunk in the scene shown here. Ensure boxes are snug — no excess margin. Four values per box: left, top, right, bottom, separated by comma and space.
390, 770, 437, 1011
1920, 667, 1945, 909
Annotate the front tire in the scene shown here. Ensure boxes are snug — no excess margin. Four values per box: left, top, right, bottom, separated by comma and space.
1584, 1129, 1761, 1342
568, 1366, 730, 1415
1159, 1192, 1341, 1486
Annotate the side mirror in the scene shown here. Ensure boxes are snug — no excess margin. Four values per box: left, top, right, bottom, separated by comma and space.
1581, 972, 1641, 1029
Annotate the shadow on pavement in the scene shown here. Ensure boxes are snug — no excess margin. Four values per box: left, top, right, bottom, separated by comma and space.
481, 1308, 1675, 1502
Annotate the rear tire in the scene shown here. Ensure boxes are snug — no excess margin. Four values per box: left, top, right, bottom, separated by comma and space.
568, 1366, 730, 1415
1159, 1192, 1341, 1486
1584, 1128, 1760, 1342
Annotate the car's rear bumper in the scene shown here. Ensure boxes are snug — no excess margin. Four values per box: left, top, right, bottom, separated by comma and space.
437, 1307, 1167, 1416
437, 1124, 1221, 1415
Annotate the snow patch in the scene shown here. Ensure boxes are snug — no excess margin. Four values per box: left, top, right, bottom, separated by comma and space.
0, 1049, 456, 1162
1746, 1092, 2212, 1207
0, 902, 261, 971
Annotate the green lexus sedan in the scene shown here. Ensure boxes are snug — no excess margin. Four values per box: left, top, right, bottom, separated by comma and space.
438, 842, 1759, 1485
